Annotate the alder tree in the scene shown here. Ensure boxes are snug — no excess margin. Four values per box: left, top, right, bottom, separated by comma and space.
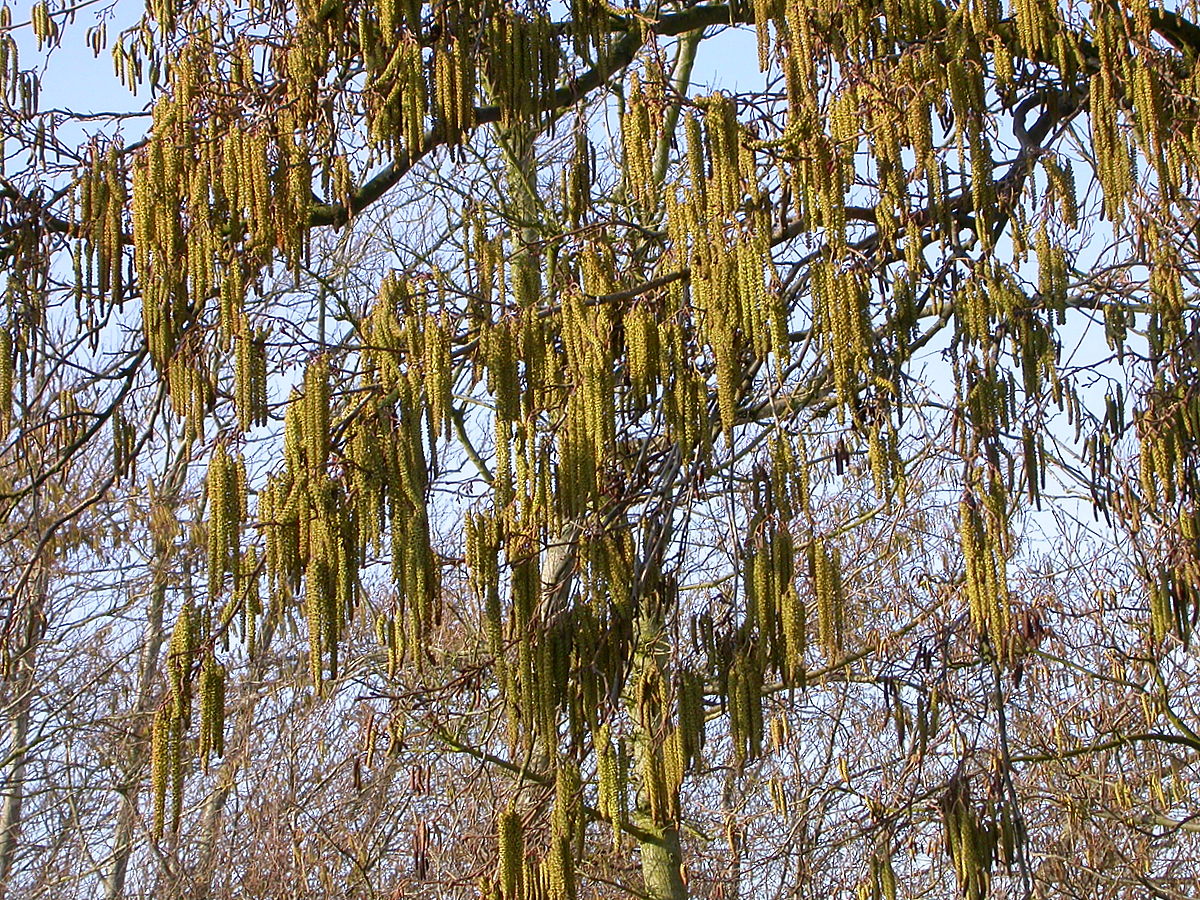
2, 0, 1200, 897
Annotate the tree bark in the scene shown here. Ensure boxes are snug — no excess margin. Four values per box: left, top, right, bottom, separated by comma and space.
638, 821, 688, 900
0, 665, 33, 896
630, 507, 688, 900
190, 773, 234, 899
0, 570, 47, 899
102, 578, 167, 900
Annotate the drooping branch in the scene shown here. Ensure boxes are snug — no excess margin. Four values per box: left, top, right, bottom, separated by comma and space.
309, 2, 752, 227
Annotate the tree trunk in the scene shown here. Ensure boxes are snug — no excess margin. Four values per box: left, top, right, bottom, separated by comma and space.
102, 577, 167, 900
638, 822, 688, 900
0, 570, 47, 899
630, 507, 688, 900
0, 666, 33, 897
189, 774, 234, 899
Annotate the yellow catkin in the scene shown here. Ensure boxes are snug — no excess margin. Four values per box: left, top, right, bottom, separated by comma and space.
498, 807, 523, 900
206, 445, 242, 600
596, 724, 621, 846
150, 704, 171, 838
198, 653, 226, 770
304, 356, 331, 475
234, 316, 268, 431
167, 603, 194, 725
305, 530, 328, 689
0, 330, 15, 434
813, 540, 844, 659
425, 312, 452, 439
